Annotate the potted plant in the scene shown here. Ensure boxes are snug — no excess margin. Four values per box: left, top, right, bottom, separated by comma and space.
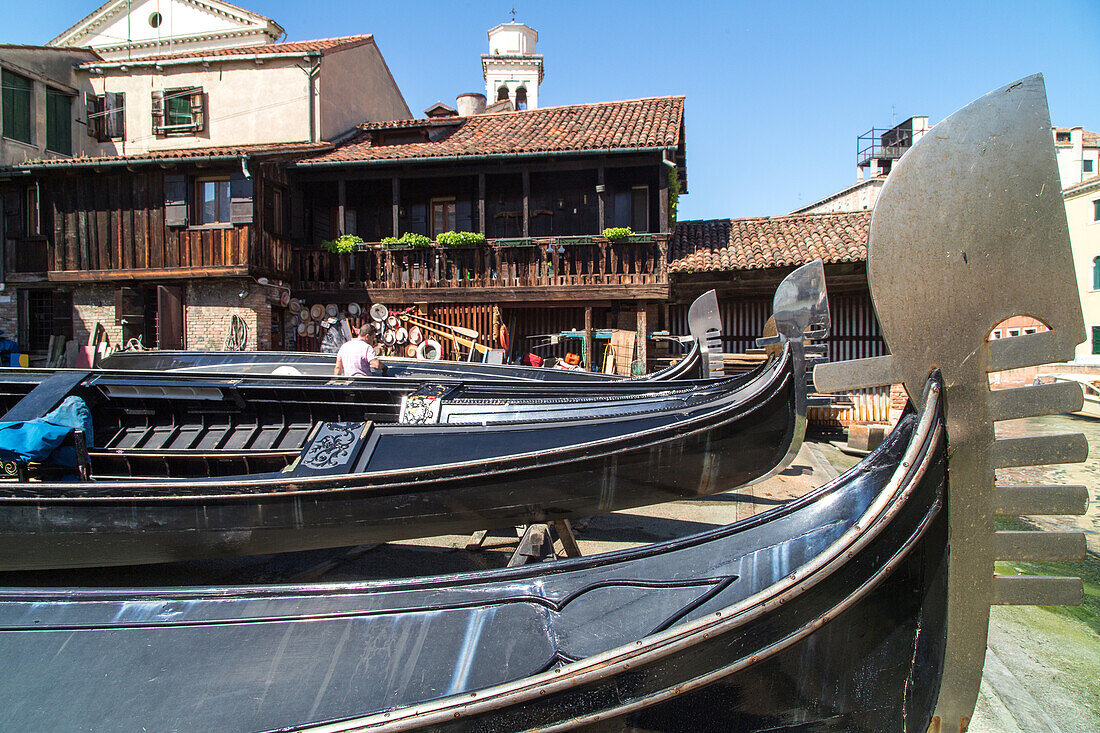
435, 231, 486, 247
381, 233, 432, 250
601, 227, 634, 242
321, 234, 364, 254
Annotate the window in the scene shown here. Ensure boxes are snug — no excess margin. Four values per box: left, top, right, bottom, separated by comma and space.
1085, 159, 1095, 173
497, 85, 509, 102
151, 87, 204, 135
431, 197, 456, 236
515, 86, 527, 110
87, 92, 125, 141
273, 188, 285, 235
1, 69, 33, 144
630, 186, 649, 232
1094, 256, 1100, 290
19, 289, 73, 353
149, 11, 162, 28
196, 178, 231, 225
1093, 199, 1100, 223
1093, 326, 1100, 355
1056, 131, 1071, 143
45, 88, 72, 154
1008, 329, 1020, 337
25, 184, 39, 236
991, 330, 1001, 339
1024, 327, 1038, 334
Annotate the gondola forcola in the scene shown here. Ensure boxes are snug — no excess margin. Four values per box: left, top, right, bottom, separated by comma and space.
0, 262, 829, 571
0, 373, 950, 733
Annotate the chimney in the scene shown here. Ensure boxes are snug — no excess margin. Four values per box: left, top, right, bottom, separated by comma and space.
456, 92, 487, 116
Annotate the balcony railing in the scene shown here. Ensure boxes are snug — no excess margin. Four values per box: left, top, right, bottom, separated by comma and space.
291, 234, 670, 293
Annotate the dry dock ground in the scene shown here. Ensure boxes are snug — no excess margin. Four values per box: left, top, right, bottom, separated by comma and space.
10, 420, 1097, 729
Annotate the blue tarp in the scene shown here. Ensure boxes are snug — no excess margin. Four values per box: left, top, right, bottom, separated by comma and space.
0, 397, 93, 468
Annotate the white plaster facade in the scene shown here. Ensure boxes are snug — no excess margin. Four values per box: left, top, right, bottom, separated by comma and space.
1065, 178, 1100, 363
48, 0, 284, 61
1053, 127, 1100, 189
81, 38, 411, 155
0, 46, 101, 166
482, 22, 543, 110
792, 177, 886, 215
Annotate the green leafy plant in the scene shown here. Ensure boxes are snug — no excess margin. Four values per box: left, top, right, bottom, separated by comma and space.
602, 227, 634, 242
321, 234, 364, 254
668, 166, 681, 226
436, 231, 486, 247
381, 232, 432, 248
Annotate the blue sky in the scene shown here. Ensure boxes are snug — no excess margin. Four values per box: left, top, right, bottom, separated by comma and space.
6, 1, 1100, 220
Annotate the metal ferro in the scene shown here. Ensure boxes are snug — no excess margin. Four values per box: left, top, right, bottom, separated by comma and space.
815, 73, 1089, 732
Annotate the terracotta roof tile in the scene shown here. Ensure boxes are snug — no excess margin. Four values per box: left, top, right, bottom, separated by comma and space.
78, 35, 373, 66
669, 212, 871, 274
2, 142, 333, 170
303, 96, 685, 165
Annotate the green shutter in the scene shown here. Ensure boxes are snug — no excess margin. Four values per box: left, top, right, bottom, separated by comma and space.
2, 70, 33, 145
1092, 326, 1100, 355
45, 88, 71, 155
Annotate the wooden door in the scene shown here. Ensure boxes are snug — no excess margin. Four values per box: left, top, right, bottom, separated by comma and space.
156, 285, 185, 349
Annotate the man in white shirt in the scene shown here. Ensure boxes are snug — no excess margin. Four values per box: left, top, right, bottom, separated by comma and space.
334, 324, 383, 376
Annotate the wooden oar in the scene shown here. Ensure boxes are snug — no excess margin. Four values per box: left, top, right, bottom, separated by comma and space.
402, 317, 489, 354
400, 314, 479, 340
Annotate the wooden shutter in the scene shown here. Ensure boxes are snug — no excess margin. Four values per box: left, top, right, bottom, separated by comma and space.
262, 185, 276, 233
229, 173, 253, 224
455, 199, 472, 232
190, 89, 205, 132
86, 93, 105, 141
164, 174, 188, 227
51, 291, 73, 339
156, 285, 184, 349
106, 92, 125, 139
290, 191, 305, 239
151, 90, 164, 134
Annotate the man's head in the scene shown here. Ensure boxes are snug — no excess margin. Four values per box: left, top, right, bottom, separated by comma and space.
358, 323, 379, 345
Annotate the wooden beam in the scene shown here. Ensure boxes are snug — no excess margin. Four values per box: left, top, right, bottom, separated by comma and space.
635, 305, 647, 372
293, 154, 660, 183
597, 166, 606, 231
391, 177, 400, 236
337, 178, 346, 235
522, 170, 530, 238
584, 306, 593, 371
294, 284, 669, 304
48, 265, 250, 282
477, 173, 486, 234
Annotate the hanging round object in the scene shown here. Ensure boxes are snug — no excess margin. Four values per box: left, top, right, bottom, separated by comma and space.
325, 304, 339, 318
404, 343, 418, 358
407, 325, 423, 344
288, 299, 302, 314
394, 327, 408, 344
417, 339, 442, 360
310, 304, 324, 320
289, 315, 300, 328
383, 329, 396, 345
297, 323, 308, 336
305, 322, 317, 337
347, 303, 361, 317
386, 315, 398, 328
370, 303, 388, 322
280, 290, 291, 308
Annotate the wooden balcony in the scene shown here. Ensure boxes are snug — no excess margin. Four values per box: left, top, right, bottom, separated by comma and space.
291, 234, 670, 303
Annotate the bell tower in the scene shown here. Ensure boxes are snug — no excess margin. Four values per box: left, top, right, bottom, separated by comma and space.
482, 18, 543, 110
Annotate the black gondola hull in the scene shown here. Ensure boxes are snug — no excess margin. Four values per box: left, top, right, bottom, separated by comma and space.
0, 377, 946, 732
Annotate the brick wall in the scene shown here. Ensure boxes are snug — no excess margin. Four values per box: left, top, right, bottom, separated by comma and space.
185, 279, 273, 351
72, 284, 122, 347
0, 291, 17, 343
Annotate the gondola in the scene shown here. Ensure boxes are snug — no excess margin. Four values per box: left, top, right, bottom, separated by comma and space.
96, 288, 725, 383
0, 371, 947, 733
0, 264, 827, 571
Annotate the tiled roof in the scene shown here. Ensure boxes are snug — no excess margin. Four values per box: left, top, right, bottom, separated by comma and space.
1053, 127, 1100, 146
1, 142, 333, 170
669, 212, 871, 274
78, 35, 373, 66
1064, 175, 1100, 197
302, 96, 685, 165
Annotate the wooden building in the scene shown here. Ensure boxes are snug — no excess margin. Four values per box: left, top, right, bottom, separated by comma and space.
0, 97, 686, 366
668, 212, 886, 363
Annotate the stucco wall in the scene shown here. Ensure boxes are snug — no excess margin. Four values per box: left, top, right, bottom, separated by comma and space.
318, 41, 411, 139
0, 47, 99, 166
90, 60, 313, 155
1066, 184, 1100, 362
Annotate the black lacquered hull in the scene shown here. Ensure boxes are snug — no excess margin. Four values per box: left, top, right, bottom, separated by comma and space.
0, 357, 794, 571
0, 377, 947, 732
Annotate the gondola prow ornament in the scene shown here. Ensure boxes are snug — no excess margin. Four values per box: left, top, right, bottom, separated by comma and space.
815, 74, 1090, 732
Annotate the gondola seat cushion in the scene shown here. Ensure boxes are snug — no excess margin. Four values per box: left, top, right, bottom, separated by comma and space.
0, 396, 94, 468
